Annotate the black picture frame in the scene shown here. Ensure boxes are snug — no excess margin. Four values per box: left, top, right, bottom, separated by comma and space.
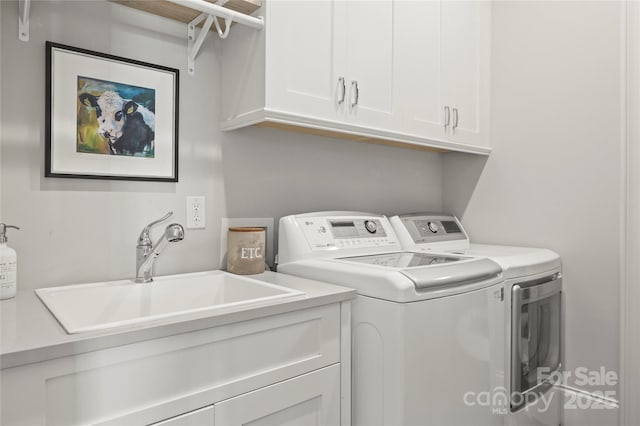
45, 42, 179, 182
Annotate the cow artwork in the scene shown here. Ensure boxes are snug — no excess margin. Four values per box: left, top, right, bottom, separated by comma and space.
77, 77, 156, 157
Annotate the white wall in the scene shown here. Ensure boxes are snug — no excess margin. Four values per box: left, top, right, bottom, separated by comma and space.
623, 4, 640, 424
0, 0, 443, 291
443, 2, 623, 425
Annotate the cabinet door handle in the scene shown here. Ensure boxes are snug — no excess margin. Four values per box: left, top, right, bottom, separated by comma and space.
452, 108, 459, 130
338, 77, 346, 104
444, 106, 451, 129
351, 80, 359, 107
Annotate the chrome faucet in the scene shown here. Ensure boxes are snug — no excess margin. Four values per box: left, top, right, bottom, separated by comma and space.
136, 212, 185, 283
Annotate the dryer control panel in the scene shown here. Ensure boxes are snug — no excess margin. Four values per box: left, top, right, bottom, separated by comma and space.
389, 213, 470, 252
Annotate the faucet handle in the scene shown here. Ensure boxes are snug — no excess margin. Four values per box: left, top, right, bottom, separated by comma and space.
138, 212, 173, 246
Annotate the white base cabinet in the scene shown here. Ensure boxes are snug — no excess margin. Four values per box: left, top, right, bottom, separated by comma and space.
1, 303, 350, 426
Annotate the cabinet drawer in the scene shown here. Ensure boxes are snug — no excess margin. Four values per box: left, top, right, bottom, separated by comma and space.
215, 364, 341, 426
151, 406, 214, 426
1, 304, 341, 425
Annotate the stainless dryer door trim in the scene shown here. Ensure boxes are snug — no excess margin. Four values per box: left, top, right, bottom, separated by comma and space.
511, 273, 563, 412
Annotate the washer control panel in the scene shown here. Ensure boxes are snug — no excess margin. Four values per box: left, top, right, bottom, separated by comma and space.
296, 216, 397, 251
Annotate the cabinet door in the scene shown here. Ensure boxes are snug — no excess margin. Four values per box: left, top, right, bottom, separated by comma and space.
214, 365, 340, 426
266, 0, 345, 121
441, 1, 491, 147
394, 0, 446, 137
343, 0, 396, 129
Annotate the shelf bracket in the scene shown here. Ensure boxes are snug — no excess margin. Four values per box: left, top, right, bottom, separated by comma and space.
188, 13, 215, 75
167, 0, 264, 76
18, 0, 31, 42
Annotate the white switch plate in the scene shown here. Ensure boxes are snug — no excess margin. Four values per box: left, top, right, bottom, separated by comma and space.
186, 196, 206, 229
220, 217, 275, 270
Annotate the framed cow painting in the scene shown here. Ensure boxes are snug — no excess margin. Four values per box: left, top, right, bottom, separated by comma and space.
45, 42, 179, 182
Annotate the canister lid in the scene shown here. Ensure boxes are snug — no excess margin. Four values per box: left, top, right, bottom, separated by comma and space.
228, 227, 265, 232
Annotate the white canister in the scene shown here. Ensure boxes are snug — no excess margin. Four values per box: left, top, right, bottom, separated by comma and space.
226, 227, 265, 275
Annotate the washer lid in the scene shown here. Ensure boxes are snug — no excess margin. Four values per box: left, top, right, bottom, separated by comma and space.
338, 252, 502, 290
400, 258, 502, 290
339, 252, 462, 267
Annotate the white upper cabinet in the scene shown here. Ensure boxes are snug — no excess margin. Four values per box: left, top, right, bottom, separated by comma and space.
441, 0, 491, 147
233, 0, 396, 129
394, 0, 445, 137
395, 0, 491, 149
221, 0, 491, 154
342, 0, 395, 129
265, 0, 340, 122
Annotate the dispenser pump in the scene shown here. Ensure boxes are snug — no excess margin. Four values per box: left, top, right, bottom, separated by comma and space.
0, 224, 19, 244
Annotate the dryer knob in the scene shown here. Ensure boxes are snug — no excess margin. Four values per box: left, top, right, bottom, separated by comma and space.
428, 222, 439, 233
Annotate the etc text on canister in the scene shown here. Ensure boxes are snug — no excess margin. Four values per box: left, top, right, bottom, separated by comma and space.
226, 227, 265, 275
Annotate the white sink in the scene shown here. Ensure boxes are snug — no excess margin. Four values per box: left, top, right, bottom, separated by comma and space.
35, 271, 305, 334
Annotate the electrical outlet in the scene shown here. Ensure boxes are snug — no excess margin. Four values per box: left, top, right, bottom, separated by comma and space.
186, 196, 206, 229
220, 217, 275, 269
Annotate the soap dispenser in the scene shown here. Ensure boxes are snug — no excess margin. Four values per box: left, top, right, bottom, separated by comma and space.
0, 224, 20, 300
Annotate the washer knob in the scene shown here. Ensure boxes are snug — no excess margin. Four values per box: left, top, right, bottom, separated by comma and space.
364, 220, 377, 234
427, 222, 439, 233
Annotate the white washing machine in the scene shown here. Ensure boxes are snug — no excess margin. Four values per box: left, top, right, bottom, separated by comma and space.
277, 212, 506, 426
390, 213, 563, 426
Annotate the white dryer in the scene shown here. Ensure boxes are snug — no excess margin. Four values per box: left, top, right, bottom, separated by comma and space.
390, 213, 563, 426
277, 212, 506, 426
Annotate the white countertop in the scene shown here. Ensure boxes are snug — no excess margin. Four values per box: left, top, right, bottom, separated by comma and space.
0, 271, 356, 369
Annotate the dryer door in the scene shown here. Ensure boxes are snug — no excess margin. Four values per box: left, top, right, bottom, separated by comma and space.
511, 273, 562, 412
